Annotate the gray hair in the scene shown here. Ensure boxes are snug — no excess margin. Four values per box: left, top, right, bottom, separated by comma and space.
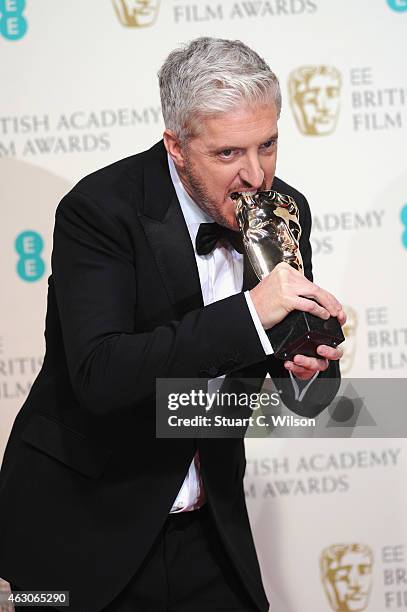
158, 36, 282, 141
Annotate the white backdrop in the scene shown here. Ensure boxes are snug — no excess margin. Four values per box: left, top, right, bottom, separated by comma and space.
1, 1, 406, 610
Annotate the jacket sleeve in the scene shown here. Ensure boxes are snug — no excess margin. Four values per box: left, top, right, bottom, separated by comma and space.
51, 190, 267, 415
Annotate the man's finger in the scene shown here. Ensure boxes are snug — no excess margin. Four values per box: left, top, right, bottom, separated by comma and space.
298, 279, 342, 318
337, 309, 347, 326
294, 296, 331, 320
292, 354, 330, 371
284, 360, 327, 380
316, 345, 343, 360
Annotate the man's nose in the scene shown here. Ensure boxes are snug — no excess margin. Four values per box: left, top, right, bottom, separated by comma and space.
239, 155, 264, 189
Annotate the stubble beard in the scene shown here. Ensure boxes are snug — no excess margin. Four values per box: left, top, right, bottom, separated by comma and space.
181, 153, 236, 229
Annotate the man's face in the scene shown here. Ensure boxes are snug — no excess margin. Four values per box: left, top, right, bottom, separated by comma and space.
298, 72, 340, 135
327, 551, 372, 611
171, 103, 278, 230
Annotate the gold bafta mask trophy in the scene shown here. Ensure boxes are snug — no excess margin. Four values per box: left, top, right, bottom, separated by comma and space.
288, 65, 342, 136
112, 0, 161, 28
232, 190, 344, 360
320, 544, 373, 611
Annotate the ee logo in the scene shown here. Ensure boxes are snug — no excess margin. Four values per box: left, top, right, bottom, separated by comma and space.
0, 0, 27, 41
15, 231, 45, 282
387, 0, 407, 11
401, 205, 407, 249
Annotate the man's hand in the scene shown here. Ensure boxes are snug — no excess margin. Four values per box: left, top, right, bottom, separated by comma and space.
284, 343, 344, 380
249, 262, 347, 380
250, 262, 345, 328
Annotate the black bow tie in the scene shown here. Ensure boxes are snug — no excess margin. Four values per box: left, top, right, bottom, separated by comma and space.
195, 222, 244, 256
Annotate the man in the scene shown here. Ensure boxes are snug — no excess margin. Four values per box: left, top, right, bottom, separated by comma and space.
0, 37, 345, 612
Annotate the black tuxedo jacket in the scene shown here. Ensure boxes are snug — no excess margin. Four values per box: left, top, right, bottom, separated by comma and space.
0, 141, 340, 612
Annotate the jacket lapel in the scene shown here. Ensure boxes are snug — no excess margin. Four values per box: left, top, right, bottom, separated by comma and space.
138, 142, 204, 318
138, 142, 267, 394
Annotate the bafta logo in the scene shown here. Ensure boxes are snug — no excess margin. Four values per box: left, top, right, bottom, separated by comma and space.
341, 306, 358, 375
288, 65, 342, 136
112, 0, 161, 28
320, 544, 374, 611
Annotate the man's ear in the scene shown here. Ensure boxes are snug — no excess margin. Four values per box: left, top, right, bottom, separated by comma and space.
163, 129, 186, 169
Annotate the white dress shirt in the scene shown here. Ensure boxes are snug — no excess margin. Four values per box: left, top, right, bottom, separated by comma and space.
167, 155, 316, 513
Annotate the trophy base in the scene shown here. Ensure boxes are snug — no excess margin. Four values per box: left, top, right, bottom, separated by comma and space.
267, 310, 345, 361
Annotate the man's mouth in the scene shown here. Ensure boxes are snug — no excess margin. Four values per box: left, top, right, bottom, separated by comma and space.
228, 189, 259, 201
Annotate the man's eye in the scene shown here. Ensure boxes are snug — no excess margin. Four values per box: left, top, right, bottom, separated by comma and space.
261, 139, 275, 149
219, 149, 234, 158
